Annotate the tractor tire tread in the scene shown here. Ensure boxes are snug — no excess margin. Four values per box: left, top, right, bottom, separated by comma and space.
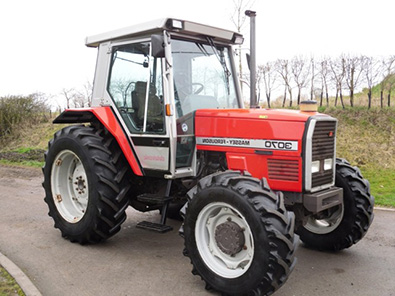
43, 123, 132, 244
181, 171, 296, 296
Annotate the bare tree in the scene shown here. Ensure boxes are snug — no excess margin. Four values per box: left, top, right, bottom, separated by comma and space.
344, 54, 364, 107
82, 80, 93, 107
276, 59, 293, 107
62, 80, 94, 109
330, 57, 346, 109
109, 78, 132, 106
383, 55, 395, 107
362, 56, 379, 109
72, 90, 86, 108
310, 57, 315, 100
318, 58, 330, 106
378, 57, 387, 108
62, 88, 77, 109
291, 56, 309, 105
386, 78, 395, 107
259, 61, 277, 108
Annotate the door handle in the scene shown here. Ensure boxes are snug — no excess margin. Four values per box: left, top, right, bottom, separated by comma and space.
152, 139, 166, 147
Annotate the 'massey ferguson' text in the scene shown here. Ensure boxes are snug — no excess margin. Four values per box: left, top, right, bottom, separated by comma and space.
196, 137, 298, 151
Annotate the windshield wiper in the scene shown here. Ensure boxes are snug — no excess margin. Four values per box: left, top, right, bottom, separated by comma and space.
206, 37, 231, 94
195, 43, 210, 56
206, 37, 231, 78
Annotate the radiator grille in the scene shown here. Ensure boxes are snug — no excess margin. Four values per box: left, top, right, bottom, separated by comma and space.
268, 159, 299, 182
311, 120, 336, 188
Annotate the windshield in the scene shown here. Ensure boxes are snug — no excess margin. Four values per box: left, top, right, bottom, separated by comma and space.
171, 39, 238, 117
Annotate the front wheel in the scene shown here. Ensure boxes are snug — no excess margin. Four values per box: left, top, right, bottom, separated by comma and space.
181, 171, 296, 296
296, 158, 374, 251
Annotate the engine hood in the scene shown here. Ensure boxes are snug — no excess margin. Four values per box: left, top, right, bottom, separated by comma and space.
195, 108, 329, 122
193, 107, 335, 163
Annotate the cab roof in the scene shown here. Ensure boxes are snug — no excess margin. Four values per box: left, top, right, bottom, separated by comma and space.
85, 18, 243, 48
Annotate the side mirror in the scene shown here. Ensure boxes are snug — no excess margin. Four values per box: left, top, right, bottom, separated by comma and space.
151, 34, 165, 58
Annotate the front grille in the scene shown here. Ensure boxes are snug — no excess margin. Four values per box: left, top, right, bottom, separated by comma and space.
311, 120, 336, 188
268, 159, 299, 182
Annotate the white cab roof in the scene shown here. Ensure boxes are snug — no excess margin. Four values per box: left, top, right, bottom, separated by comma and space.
85, 18, 242, 47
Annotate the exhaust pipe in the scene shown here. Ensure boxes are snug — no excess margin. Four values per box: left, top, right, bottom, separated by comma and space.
245, 10, 257, 108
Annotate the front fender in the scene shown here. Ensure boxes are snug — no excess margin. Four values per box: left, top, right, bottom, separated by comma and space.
54, 107, 143, 176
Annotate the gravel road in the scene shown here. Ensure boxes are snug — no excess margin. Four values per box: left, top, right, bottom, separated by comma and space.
0, 165, 394, 296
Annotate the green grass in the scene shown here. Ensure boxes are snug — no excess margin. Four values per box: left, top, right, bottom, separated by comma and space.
0, 265, 25, 296
362, 167, 395, 208
0, 147, 44, 168
0, 159, 44, 168
13, 148, 35, 154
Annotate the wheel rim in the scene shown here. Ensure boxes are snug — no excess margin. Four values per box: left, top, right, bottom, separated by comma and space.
195, 202, 254, 278
304, 205, 344, 234
51, 150, 89, 223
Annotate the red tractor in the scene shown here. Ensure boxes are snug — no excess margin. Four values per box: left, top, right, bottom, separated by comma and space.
43, 15, 374, 296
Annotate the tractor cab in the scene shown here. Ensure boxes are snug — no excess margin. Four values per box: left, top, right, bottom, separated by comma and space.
86, 18, 243, 179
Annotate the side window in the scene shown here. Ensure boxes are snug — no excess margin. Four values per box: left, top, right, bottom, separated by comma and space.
108, 42, 165, 134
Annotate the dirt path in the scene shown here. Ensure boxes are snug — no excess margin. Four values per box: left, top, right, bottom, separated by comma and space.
0, 164, 394, 296
0, 164, 41, 179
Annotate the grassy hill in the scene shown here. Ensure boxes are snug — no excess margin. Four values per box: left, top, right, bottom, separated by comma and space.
0, 108, 394, 207
322, 107, 395, 207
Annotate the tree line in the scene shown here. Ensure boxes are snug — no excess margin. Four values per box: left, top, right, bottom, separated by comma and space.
255, 54, 395, 109
61, 81, 93, 109
0, 93, 50, 139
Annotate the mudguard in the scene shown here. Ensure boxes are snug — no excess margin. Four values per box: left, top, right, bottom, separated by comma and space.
53, 107, 143, 176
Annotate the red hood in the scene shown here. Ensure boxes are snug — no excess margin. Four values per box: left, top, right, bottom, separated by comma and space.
193, 108, 333, 143
195, 108, 330, 122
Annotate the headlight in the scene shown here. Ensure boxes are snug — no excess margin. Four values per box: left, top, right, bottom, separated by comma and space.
311, 160, 320, 173
324, 158, 333, 170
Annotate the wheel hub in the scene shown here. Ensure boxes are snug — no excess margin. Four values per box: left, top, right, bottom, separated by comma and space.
215, 221, 245, 256
74, 175, 86, 195
51, 150, 89, 223
195, 202, 254, 278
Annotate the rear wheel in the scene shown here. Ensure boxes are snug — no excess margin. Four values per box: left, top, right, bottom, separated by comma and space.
296, 158, 374, 251
43, 124, 132, 244
181, 171, 296, 296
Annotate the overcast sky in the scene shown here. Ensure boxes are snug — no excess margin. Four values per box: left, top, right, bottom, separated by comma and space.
0, 0, 393, 106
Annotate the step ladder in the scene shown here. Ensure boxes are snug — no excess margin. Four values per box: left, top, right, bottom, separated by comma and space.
136, 180, 173, 233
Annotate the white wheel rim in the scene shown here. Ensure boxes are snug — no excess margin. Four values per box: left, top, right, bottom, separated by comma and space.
195, 202, 254, 278
51, 150, 89, 223
304, 205, 344, 234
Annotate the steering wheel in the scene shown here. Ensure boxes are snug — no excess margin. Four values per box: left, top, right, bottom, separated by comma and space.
191, 83, 204, 94
176, 82, 204, 97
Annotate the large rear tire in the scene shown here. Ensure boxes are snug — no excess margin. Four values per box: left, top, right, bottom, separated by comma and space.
181, 171, 296, 296
43, 124, 132, 244
296, 158, 374, 251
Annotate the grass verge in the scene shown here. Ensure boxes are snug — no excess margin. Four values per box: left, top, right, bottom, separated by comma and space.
0, 265, 25, 296
0, 159, 44, 168
0, 148, 45, 168
361, 167, 395, 208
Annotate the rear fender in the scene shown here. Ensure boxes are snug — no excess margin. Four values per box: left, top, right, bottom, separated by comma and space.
53, 107, 143, 176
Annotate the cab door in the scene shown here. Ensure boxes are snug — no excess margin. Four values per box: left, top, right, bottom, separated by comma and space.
107, 37, 196, 178
107, 40, 172, 175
